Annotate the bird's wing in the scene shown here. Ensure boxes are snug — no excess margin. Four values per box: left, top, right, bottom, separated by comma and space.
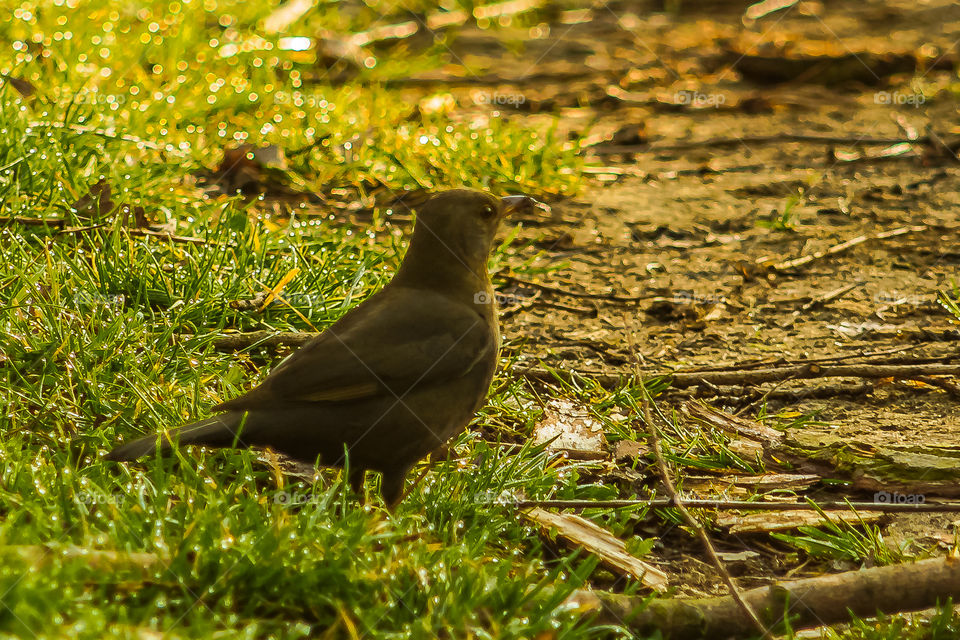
215, 287, 495, 411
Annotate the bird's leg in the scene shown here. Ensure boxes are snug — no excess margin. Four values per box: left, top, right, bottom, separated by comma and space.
348, 468, 366, 498
428, 442, 452, 463
380, 467, 412, 512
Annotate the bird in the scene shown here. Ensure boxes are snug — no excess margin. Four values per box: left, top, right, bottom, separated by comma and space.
105, 189, 537, 508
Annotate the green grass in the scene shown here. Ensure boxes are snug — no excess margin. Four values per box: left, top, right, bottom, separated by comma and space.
827, 602, 960, 640
0, 1, 599, 637
771, 502, 907, 566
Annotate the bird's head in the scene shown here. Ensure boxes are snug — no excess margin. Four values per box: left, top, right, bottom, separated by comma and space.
398, 189, 537, 286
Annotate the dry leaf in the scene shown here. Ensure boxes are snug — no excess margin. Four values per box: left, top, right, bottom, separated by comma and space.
1, 74, 36, 98
612, 439, 648, 461
532, 399, 607, 457
717, 510, 883, 534
524, 508, 668, 590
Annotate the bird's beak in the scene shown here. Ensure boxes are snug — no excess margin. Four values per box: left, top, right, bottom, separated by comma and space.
500, 195, 540, 217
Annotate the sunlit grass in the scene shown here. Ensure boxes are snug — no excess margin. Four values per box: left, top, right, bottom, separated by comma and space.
1, 0, 582, 202
0, 1, 607, 637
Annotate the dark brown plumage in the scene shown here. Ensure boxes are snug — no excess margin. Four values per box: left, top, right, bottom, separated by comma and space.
105, 189, 536, 508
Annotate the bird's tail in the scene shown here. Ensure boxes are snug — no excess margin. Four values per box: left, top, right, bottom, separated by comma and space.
104, 413, 246, 461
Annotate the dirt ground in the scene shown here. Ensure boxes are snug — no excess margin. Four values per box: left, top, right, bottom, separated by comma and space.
419, 0, 960, 592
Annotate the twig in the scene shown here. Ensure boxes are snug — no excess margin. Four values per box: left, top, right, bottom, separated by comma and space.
27, 121, 185, 155
781, 281, 863, 328
574, 555, 960, 639
512, 498, 960, 512
499, 274, 652, 304
534, 299, 598, 316
665, 362, 960, 388
767, 225, 926, 272
732, 375, 802, 415
673, 382, 875, 403
0, 216, 67, 227
827, 149, 920, 166
205, 331, 310, 351
0, 216, 214, 245
127, 229, 215, 245
650, 345, 923, 373
799, 281, 863, 312
652, 163, 771, 179
2, 545, 166, 574
590, 133, 931, 155
57, 224, 108, 235
626, 320, 769, 638
519, 362, 960, 390
906, 375, 960, 398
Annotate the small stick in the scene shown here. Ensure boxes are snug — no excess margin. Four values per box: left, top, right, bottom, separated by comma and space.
675, 382, 875, 404
207, 331, 309, 351
666, 362, 960, 388
590, 133, 930, 155
798, 282, 863, 312
512, 498, 960, 512
0, 216, 67, 227
127, 229, 213, 245
626, 319, 770, 638
57, 224, 108, 235
733, 375, 800, 415
652, 345, 919, 373
27, 121, 184, 154
518, 362, 960, 390
579, 555, 960, 638
533, 299, 598, 316
1, 217, 214, 245
769, 225, 925, 272
906, 376, 960, 398
781, 281, 863, 328
499, 274, 652, 303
